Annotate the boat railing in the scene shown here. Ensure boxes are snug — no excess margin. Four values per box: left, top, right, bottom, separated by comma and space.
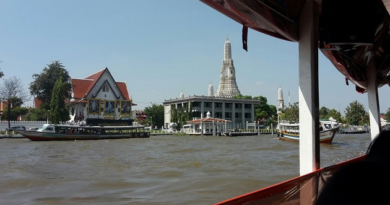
214, 155, 365, 205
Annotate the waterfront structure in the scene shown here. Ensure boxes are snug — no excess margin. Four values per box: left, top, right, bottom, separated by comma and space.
216, 37, 241, 97
184, 111, 230, 135
68, 67, 134, 124
163, 93, 260, 129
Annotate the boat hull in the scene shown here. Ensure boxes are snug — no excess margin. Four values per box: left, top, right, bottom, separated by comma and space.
278, 127, 339, 144
19, 131, 150, 141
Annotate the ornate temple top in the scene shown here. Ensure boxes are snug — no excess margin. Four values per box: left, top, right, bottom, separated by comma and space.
216, 37, 241, 97
208, 83, 214, 96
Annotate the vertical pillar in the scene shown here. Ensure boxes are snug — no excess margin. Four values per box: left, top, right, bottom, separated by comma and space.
299, 1, 319, 205
366, 58, 381, 140
213, 120, 215, 136
299, 0, 320, 176
242, 103, 245, 128
201, 113, 203, 137
200, 101, 204, 120
251, 103, 254, 123
212, 102, 215, 118
232, 103, 236, 128
222, 102, 225, 119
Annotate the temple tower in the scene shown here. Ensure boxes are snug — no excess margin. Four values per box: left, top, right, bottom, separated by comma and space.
277, 86, 284, 110
216, 36, 241, 97
208, 83, 214, 96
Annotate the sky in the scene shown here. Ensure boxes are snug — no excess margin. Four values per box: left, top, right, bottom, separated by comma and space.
1, 0, 389, 116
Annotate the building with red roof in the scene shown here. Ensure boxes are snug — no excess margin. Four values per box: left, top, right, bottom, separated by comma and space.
68, 67, 134, 124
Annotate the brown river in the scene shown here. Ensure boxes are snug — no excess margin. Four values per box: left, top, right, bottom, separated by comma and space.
0, 133, 371, 205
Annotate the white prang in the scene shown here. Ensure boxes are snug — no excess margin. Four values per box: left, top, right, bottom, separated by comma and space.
216, 36, 241, 97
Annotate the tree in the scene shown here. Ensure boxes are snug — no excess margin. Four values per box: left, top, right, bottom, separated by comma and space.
234, 94, 244, 99
29, 61, 72, 108
384, 108, 390, 122
319, 106, 330, 120
171, 104, 178, 126
144, 103, 164, 129
328, 109, 344, 123
282, 102, 299, 122
253, 96, 277, 127
1, 97, 29, 120
49, 69, 70, 124
234, 94, 253, 99
24, 108, 48, 121
0, 77, 29, 128
344, 101, 369, 125
319, 106, 344, 123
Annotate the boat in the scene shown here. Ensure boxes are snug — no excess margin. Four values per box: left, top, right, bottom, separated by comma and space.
18, 124, 150, 141
278, 121, 339, 143
198, 0, 389, 204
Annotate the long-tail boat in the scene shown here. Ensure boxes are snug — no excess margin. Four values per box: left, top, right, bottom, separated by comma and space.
18, 124, 150, 141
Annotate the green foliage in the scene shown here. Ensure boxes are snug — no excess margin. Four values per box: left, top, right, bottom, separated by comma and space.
344, 100, 369, 125
253, 96, 277, 126
234, 94, 244, 99
282, 102, 299, 122
320, 106, 344, 123
328, 109, 344, 123
171, 105, 177, 124
24, 108, 49, 121
49, 69, 70, 124
234, 94, 253, 99
1, 106, 28, 121
385, 108, 390, 122
168, 103, 194, 130
29, 61, 72, 105
144, 103, 164, 129
319, 106, 330, 120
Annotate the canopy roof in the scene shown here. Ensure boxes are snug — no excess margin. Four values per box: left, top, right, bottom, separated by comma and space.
187, 117, 231, 124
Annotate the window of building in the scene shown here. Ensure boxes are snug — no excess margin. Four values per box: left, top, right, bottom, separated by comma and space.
225, 112, 232, 118
225, 103, 232, 108
245, 113, 251, 118
215, 112, 222, 118
192, 102, 201, 107
245, 104, 252, 109
215, 103, 222, 108
204, 102, 212, 107
102, 84, 109, 92
235, 113, 242, 118
192, 111, 201, 118
235, 104, 242, 108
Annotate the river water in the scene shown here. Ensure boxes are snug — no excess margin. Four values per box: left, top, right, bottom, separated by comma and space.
0, 133, 371, 205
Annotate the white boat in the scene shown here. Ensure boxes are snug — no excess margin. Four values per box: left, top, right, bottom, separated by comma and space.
278, 121, 339, 143
19, 124, 150, 141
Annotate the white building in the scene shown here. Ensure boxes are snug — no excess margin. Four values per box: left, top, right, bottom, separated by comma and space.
163, 37, 260, 129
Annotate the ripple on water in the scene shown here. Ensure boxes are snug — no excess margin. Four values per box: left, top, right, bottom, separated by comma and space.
0, 134, 372, 205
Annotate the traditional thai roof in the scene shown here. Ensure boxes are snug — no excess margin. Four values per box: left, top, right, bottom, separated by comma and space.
71, 67, 131, 102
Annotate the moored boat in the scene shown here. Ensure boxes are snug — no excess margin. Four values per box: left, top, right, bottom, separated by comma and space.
19, 124, 150, 141
278, 121, 339, 143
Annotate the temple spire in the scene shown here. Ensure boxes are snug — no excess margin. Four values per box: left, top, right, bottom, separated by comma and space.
216, 37, 241, 97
